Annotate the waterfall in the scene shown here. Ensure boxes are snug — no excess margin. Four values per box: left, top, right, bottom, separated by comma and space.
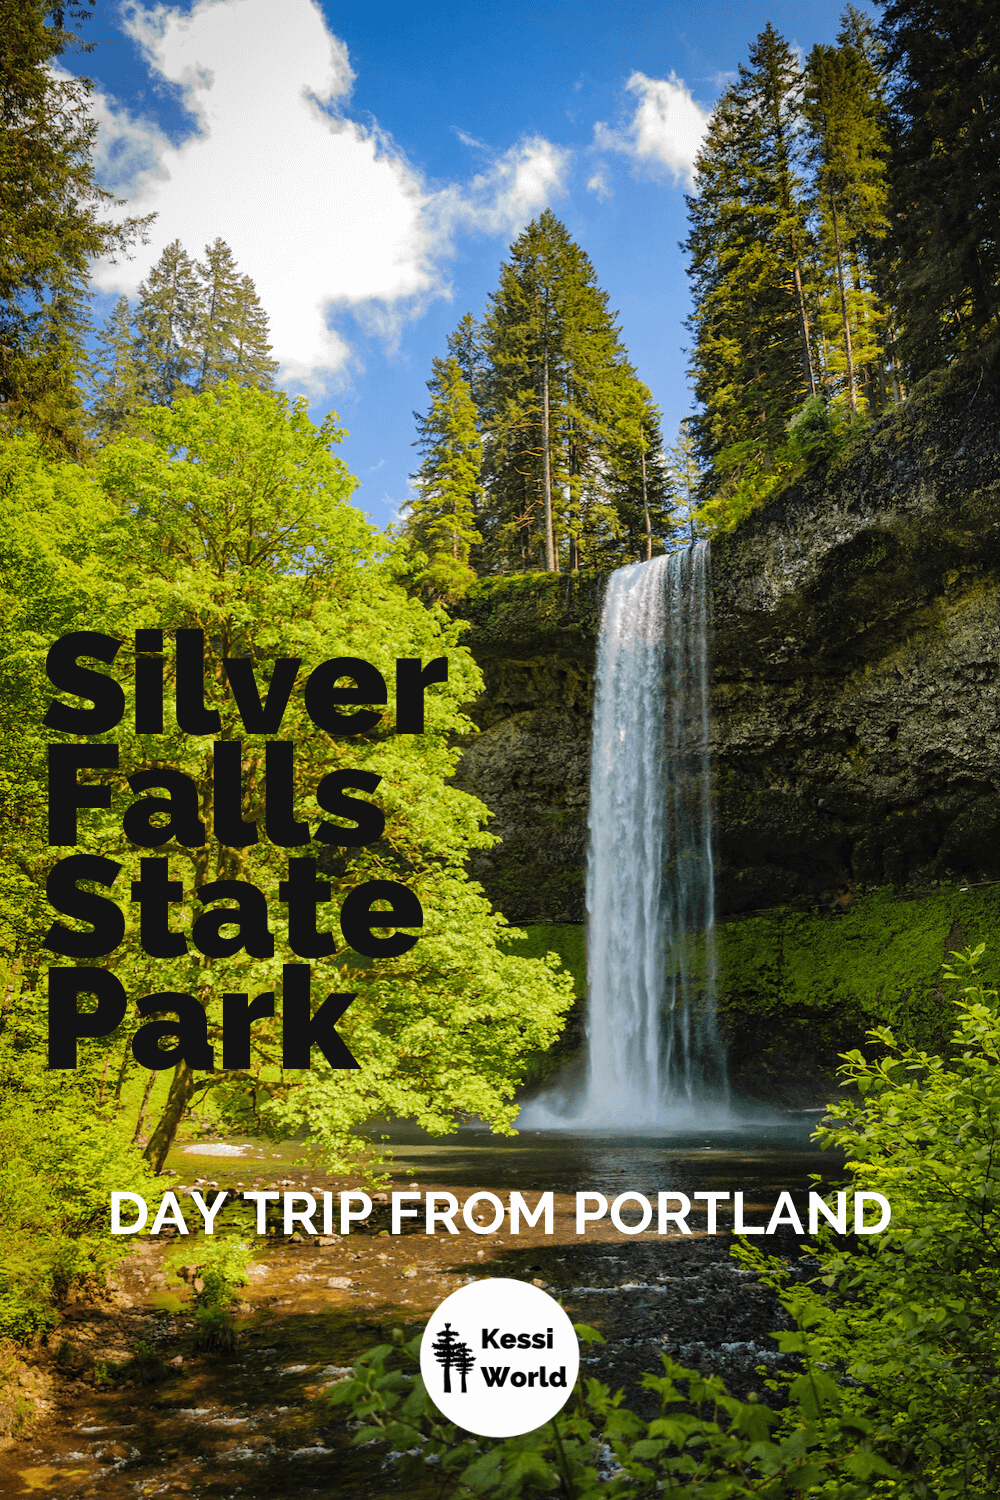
523, 542, 727, 1128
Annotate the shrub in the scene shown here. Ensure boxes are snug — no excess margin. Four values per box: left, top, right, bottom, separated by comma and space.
743, 946, 1000, 1497
0, 1094, 155, 1344
323, 1323, 898, 1497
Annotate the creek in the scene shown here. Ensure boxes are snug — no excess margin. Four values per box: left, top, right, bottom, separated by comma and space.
0, 1118, 840, 1499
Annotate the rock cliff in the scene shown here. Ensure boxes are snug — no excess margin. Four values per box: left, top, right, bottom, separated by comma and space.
453, 369, 1000, 1099
456, 367, 1000, 922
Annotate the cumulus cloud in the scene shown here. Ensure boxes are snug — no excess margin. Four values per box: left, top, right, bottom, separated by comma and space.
90, 0, 570, 383
594, 71, 710, 187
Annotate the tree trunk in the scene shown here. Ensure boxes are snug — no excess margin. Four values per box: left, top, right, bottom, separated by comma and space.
98, 1049, 113, 1106
143, 1060, 198, 1173
540, 299, 556, 572
113, 1038, 131, 1104
132, 1069, 158, 1145
792, 261, 817, 398
831, 193, 857, 416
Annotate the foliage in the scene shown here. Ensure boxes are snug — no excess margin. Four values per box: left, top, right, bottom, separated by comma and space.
407, 355, 483, 600
741, 946, 1000, 1496
0, 0, 151, 453
3, 384, 574, 1176
423, 214, 673, 576
164, 1234, 254, 1297
0, 1085, 155, 1344
324, 1321, 898, 1497
692, 395, 855, 535
165, 1235, 254, 1352
89, 237, 278, 439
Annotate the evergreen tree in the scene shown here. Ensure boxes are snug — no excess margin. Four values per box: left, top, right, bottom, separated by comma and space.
408, 355, 482, 600
476, 212, 664, 572
804, 20, 891, 416
0, 0, 151, 453
132, 239, 203, 406
684, 25, 816, 489
89, 296, 144, 441
445, 312, 487, 408
196, 238, 277, 392
90, 238, 277, 433
881, 0, 1000, 376
664, 419, 703, 545
603, 370, 674, 564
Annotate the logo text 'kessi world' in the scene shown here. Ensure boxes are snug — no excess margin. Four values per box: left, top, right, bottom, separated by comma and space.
420, 1279, 580, 1437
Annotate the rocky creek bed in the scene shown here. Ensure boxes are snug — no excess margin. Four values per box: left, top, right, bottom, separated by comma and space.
0, 1156, 810, 1500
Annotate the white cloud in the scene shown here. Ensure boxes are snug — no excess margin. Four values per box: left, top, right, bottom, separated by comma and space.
594, 71, 710, 187
586, 167, 612, 201
90, 0, 571, 383
436, 135, 571, 239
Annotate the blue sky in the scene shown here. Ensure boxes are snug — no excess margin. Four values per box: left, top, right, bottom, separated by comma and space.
78, 0, 865, 530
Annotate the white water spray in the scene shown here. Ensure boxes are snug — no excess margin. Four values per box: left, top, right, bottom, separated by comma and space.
523, 543, 727, 1128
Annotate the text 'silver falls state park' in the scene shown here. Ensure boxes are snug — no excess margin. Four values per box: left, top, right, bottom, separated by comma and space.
4, 0, 1000, 1494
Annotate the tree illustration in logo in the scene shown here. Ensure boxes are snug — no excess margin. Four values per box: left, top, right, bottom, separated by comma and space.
452, 1339, 476, 1393
431, 1321, 476, 1394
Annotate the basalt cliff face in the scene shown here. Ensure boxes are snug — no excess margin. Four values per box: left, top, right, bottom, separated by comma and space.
456, 369, 1000, 922
453, 370, 1000, 1098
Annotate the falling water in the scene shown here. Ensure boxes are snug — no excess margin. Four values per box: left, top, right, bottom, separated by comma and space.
523, 543, 727, 1128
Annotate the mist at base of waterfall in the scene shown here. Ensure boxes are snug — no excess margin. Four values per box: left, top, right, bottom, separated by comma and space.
516, 1087, 739, 1133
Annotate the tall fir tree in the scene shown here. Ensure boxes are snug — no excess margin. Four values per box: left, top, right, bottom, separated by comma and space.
132, 239, 203, 406
476, 211, 668, 572
881, 0, 1000, 376
408, 355, 482, 600
684, 25, 816, 490
804, 17, 891, 416
0, 0, 151, 453
90, 238, 277, 436
664, 419, 703, 546
196, 238, 277, 392
445, 312, 487, 409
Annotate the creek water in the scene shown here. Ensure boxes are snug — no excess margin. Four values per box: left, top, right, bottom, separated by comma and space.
1, 1118, 840, 1499
383, 1116, 833, 1203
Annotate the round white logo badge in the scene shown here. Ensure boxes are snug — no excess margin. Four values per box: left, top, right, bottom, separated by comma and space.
420, 1277, 580, 1438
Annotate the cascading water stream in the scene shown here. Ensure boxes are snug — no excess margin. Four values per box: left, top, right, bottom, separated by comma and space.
522, 543, 727, 1128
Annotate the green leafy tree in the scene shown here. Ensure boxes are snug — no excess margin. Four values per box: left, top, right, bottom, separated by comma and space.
0, 432, 119, 1023
0, 0, 151, 454
408, 356, 482, 600
82, 383, 573, 1171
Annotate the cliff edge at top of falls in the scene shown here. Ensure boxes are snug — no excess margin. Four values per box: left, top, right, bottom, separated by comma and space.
710, 366, 1000, 674
451, 366, 1000, 924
